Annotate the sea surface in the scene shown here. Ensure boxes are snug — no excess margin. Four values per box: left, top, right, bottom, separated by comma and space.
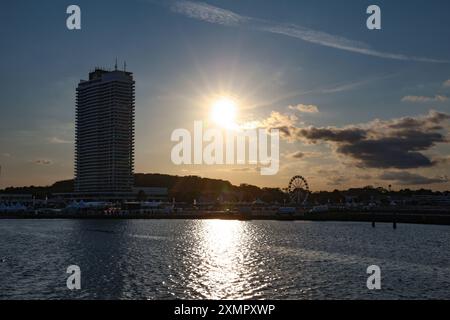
0, 219, 449, 300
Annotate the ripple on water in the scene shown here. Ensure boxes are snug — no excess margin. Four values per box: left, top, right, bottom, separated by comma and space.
0, 219, 450, 299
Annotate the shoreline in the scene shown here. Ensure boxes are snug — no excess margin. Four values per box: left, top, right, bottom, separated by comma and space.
1, 211, 450, 226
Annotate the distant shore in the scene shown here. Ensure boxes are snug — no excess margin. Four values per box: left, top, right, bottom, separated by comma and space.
1, 211, 450, 226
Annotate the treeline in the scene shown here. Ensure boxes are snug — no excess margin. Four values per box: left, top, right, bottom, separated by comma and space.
1, 174, 448, 203
0, 173, 287, 202
135, 173, 287, 203
1, 179, 74, 198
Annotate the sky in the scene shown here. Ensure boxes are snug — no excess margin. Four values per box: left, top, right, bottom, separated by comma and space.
0, 0, 449, 191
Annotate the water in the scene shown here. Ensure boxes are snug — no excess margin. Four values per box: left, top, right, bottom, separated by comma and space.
0, 219, 449, 300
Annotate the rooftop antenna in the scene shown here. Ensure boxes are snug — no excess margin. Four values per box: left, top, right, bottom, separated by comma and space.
114, 58, 118, 71
123, 60, 127, 72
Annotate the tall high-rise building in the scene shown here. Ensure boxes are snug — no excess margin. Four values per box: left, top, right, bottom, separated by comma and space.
75, 68, 135, 193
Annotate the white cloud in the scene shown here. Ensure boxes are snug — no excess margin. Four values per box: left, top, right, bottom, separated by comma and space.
401, 95, 448, 103
169, 0, 247, 26
243, 111, 299, 141
259, 111, 298, 129
443, 80, 450, 87
289, 104, 319, 113
48, 137, 72, 144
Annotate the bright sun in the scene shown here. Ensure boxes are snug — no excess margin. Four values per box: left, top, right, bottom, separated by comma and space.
210, 97, 238, 129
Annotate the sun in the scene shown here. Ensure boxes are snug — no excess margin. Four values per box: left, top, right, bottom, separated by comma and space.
210, 97, 238, 129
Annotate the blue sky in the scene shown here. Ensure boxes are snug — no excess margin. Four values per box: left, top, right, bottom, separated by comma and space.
0, 0, 449, 190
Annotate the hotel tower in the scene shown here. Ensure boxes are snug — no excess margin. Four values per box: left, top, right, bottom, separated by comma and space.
75, 67, 135, 193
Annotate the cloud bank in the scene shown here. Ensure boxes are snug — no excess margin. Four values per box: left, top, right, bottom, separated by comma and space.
379, 171, 448, 185
262, 110, 450, 170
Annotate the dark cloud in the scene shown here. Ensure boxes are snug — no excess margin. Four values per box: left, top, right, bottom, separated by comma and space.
295, 111, 450, 169
287, 151, 322, 160
385, 110, 450, 130
379, 171, 448, 185
297, 127, 366, 143
277, 126, 295, 138
336, 134, 444, 169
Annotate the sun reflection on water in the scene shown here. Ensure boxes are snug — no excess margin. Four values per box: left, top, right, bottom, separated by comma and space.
185, 220, 256, 299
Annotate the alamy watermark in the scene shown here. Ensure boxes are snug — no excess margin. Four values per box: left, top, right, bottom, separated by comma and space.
367, 5, 382, 30
171, 121, 280, 176
366, 265, 381, 290
66, 5, 81, 30
66, 265, 81, 290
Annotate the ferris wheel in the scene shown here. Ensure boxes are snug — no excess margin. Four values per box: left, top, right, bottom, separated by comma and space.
288, 175, 310, 205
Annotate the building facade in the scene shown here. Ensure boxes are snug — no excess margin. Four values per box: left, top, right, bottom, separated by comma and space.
75, 68, 135, 193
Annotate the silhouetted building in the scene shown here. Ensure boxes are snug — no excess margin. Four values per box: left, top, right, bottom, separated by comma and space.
75, 68, 135, 193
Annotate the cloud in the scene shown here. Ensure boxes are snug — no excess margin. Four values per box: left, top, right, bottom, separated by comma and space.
166, 0, 449, 63
379, 171, 448, 185
169, 0, 247, 26
315, 169, 351, 186
401, 95, 448, 103
286, 151, 322, 160
384, 110, 450, 130
435, 155, 450, 165
257, 111, 298, 139
272, 110, 450, 169
335, 135, 441, 169
289, 104, 319, 113
326, 175, 350, 186
315, 74, 399, 95
443, 80, 450, 87
48, 137, 72, 144
297, 126, 366, 143
258, 24, 448, 63
32, 159, 53, 165
319, 80, 370, 94
355, 174, 373, 180
289, 151, 306, 159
